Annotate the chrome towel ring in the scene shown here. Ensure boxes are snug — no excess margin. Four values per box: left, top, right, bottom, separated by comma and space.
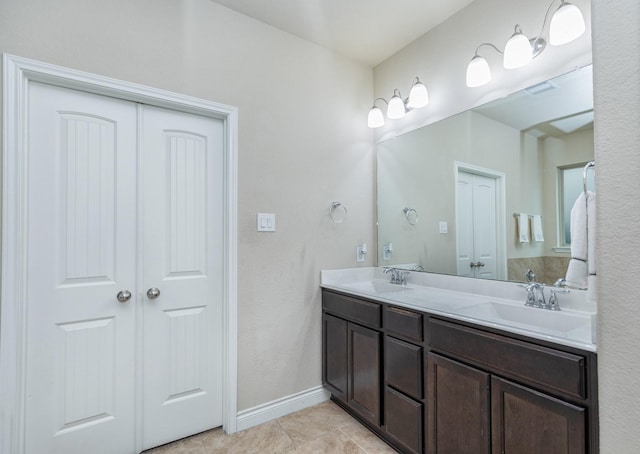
403, 207, 419, 225
329, 201, 348, 223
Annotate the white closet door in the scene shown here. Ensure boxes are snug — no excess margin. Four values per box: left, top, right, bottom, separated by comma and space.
471, 174, 497, 279
140, 105, 224, 450
456, 171, 475, 277
25, 82, 138, 454
456, 171, 498, 279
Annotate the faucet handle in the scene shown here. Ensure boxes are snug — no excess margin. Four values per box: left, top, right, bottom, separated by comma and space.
548, 292, 561, 311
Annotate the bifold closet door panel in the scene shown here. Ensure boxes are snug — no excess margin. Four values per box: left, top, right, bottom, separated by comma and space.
140, 105, 225, 450
25, 82, 138, 454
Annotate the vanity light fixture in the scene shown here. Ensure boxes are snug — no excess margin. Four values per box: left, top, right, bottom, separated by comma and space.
465, 0, 586, 87
367, 77, 429, 128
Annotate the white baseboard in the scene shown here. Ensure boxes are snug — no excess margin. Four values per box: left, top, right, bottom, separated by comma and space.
235, 385, 330, 433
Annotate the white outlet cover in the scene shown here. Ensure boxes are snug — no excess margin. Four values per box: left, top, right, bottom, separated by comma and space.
439, 221, 448, 234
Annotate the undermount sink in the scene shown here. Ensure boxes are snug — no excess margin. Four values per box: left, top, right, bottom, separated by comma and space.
339, 280, 412, 294
457, 301, 591, 335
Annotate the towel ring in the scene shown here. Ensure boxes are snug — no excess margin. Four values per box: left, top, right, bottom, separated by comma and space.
403, 207, 419, 225
329, 202, 347, 223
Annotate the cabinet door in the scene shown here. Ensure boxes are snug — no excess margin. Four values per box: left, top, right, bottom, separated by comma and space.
349, 323, 382, 425
427, 353, 490, 454
491, 376, 586, 454
322, 314, 348, 402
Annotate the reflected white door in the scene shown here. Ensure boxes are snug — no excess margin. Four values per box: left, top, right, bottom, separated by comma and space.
24, 83, 223, 453
457, 171, 498, 279
26, 82, 138, 454
140, 106, 224, 450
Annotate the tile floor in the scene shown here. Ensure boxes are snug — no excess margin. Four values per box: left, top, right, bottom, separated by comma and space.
143, 400, 396, 453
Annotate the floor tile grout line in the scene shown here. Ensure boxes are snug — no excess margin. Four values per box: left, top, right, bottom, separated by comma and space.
338, 426, 370, 454
274, 418, 297, 449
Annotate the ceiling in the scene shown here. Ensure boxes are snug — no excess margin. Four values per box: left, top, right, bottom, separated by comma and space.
208, 0, 476, 67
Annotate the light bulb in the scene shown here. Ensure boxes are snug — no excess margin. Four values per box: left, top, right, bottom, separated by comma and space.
503, 26, 533, 69
407, 80, 429, 108
367, 106, 384, 128
550, 2, 586, 45
387, 93, 406, 119
466, 55, 492, 87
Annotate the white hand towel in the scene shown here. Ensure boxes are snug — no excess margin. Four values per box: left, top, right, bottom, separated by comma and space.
565, 192, 593, 289
532, 215, 544, 242
517, 213, 529, 243
587, 191, 596, 276
586, 191, 597, 305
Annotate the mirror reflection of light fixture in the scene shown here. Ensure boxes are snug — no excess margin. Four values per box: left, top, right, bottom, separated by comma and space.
465, 0, 586, 88
367, 77, 429, 128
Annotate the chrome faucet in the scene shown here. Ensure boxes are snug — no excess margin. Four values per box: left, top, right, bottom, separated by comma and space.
522, 269, 546, 308
526, 282, 546, 308
384, 267, 409, 285
519, 270, 570, 310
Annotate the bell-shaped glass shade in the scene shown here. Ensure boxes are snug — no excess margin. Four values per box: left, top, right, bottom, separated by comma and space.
503, 29, 532, 69
550, 2, 586, 45
407, 81, 429, 108
367, 106, 384, 128
466, 56, 492, 87
387, 94, 406, 119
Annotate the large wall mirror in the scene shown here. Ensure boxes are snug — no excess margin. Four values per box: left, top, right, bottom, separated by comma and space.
377, 65, 593, 286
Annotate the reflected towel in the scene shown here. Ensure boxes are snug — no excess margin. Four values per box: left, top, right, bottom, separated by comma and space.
565, 191, 596, 289
532, 215, 544, 242
517, 213, 529, 243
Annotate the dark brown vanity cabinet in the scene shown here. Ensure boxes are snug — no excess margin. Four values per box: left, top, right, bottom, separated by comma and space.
427, 318, 595, 454
322, 291, 382, 426
322, 289, 598, 454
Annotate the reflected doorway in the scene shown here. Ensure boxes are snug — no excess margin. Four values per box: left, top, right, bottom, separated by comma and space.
455, 163, 507, 279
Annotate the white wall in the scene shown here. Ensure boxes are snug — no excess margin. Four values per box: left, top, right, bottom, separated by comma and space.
0, 0, 375, 412
592, 0, 640, 451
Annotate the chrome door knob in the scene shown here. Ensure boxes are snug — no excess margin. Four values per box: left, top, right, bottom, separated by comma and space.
117, 290, 132, 303
146, 288, 161, 299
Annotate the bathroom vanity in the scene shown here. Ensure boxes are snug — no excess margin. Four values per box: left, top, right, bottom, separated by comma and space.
321, 268, 597, 454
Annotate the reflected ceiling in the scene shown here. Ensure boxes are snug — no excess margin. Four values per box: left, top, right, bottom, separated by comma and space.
474, 65, 594, 138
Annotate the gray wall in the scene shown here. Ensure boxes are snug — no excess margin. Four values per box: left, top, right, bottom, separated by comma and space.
592, 0, 640, 450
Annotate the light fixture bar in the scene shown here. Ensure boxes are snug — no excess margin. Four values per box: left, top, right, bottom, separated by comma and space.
465, 0, 586, 88
367, 78, 429, 128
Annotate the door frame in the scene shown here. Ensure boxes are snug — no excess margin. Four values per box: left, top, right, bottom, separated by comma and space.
0, 54, 239, 453
454, 161, 507, 280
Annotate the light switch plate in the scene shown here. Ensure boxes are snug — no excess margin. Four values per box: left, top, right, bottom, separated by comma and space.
257, 213, 276, 232
439, 221, 448, 234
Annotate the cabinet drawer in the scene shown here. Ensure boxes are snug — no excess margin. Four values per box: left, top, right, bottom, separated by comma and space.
428, 318, 586, 399
385, 336, 423, 399
385, 306, 423, 342
322, 290, 381, 328
385, 387, 423, 454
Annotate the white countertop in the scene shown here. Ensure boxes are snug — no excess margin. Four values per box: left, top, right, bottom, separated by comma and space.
321, 267, 597, 352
